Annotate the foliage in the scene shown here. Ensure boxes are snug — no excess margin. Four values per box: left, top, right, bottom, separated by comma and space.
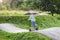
40, 0, 60, 16
0, 4, 7, 10
3, 0, 41, 10
0, 0, 60, 14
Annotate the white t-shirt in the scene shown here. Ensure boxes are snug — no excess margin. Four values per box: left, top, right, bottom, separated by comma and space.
28, 15, 35, 21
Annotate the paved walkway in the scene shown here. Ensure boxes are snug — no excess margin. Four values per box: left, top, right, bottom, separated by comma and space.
34, 27, 60, 40
0, 23, 29, 33
0, 23, 60, 40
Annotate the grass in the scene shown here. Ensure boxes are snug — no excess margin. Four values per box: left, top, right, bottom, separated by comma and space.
0, 10, 27, 16
0, 30, 52, 40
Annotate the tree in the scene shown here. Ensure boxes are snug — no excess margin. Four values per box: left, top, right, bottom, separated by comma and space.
9, 0, 41, 10
40, 0, 60, 16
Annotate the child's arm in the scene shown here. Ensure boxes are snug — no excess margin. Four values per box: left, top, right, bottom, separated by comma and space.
28, 16, 31, 20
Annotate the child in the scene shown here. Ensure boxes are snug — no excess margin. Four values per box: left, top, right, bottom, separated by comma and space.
28, 12, 38, 31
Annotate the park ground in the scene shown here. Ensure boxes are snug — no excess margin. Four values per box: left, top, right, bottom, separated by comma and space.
0, 10, 60, 40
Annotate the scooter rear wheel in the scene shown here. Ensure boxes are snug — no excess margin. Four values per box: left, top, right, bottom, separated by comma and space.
29, 29, 32, 31
35, 28, 38, 30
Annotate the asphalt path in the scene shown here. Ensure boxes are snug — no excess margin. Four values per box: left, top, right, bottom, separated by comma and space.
0, 23, 60, 40
0, 23, 29, 33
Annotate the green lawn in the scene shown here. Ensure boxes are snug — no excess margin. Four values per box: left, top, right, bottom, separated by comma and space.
0, 10, 26, 16
0, 30, 52, 40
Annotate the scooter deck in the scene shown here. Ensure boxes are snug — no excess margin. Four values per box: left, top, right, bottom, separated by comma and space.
29, 28, 38, 32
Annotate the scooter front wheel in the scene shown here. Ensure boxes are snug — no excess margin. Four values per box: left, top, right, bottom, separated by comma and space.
29, 29, 32, 32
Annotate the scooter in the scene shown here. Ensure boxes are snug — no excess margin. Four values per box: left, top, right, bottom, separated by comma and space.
29, 27, 38, 32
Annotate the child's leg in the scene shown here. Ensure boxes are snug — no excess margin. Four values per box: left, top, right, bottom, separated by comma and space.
32, 21, 37, 29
